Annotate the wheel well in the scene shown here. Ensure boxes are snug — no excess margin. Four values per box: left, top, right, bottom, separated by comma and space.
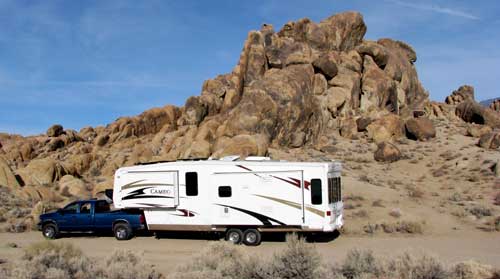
42, 220, 57, 227
112, 220, 130, 228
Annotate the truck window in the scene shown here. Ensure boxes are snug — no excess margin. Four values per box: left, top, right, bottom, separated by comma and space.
62, 202, 78, 214
80, 202, 91, 214
95, 201, 110, 213
186, 172, 198, 196
218, 186, 232, 198
311, 179, 322, 205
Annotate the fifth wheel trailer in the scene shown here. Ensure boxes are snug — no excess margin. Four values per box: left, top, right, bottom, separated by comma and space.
112, 156, 343, 245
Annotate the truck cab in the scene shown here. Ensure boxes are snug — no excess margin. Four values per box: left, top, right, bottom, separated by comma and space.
38, 200, 146, 240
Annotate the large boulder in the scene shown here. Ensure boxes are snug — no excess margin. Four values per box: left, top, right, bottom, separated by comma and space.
317, 11, 367, 51
478, 132, 500, 150
366, 114, 404, 143
47, 124, 64, 137
212, 134, 269, 158
59, 175, 89, 198
17, 158, 66, 186
456, 100, 500, 128
0, 156, 20, 188
312, 53, 338, 79
445, 85, 475, 105
466, 124, 492, 138
405, 117, 436, 141
374, 142, 401, 162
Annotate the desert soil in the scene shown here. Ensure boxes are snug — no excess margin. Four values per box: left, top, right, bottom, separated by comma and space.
0, 231, 499, 275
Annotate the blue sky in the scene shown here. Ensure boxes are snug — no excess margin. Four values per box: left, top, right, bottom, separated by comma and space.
0, 0, 498, 135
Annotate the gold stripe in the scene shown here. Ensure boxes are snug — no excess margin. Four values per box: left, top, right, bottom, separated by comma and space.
120, 179, 146, 190
254, 195, 325, 217
121, 180, 174, 191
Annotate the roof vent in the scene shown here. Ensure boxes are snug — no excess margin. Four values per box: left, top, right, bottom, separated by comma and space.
220, 155, 240, 161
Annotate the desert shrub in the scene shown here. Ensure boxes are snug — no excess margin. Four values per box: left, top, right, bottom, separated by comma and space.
266, 234, 325, 279
171, 240, 254, 279
408, 187, 425, 199
386, 252, 448, 279
449, 260, 494, 279
467, 205, 492, 218
95, 249, 162, 279
8, 241, 96, 279
337, 249, 380, 279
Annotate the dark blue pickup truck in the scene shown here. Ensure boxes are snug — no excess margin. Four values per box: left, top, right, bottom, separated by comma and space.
38, 200, 145, 240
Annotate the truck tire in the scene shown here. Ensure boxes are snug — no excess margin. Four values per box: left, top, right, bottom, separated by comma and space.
113, 223, 132, 240
225, 228, 243, 244
242, 229, 261, 246
42, 223, 59, 239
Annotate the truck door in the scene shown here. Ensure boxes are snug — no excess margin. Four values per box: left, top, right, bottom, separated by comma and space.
57, 202, 79, 231
75, 202, 93, 230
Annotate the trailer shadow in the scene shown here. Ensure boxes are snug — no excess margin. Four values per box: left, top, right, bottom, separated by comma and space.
152, 230, 341, 244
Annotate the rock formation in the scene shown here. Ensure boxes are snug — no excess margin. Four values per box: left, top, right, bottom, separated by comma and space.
0, 11, 441, 211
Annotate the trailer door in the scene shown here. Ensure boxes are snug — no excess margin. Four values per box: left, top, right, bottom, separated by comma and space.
114, 170, 179, 208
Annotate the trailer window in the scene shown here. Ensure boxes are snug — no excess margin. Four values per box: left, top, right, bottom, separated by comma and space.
311, 179, 322, 205
186, 172, 198, 196
328, 177, 342, 203
218, 186, 232, 198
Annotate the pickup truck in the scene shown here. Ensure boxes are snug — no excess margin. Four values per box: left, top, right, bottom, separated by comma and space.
38, 200, 146, 240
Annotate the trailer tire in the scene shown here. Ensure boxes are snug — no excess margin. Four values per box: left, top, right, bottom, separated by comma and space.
225, 228, 243, 244
114, 223, 132, 240
243, 229, 261, 246
42, 223, 59, 239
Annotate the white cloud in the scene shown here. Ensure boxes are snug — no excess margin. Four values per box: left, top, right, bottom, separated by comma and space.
385, 0, 480, 20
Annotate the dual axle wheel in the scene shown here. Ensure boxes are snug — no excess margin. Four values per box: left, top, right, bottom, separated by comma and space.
225, 228, 261, 246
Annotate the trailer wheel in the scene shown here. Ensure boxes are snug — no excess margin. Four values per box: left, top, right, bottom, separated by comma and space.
225, 228, 243, 244
243, 229, 261, 246
42, 223, 59, 239
114, 223, 132, 240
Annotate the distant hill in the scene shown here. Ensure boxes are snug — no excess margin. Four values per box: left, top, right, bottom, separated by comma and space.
480, 97, 500, 107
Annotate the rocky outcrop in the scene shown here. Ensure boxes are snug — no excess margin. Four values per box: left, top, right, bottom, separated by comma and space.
374, 142, 401, 162
445, 85, 474, 105
466, 124, 492, 138
0, 11, 435, 207
405, 117, 436, 141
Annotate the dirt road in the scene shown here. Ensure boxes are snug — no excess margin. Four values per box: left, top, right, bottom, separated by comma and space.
1, 231, 499, 275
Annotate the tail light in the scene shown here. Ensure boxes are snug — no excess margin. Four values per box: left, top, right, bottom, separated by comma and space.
139, 214, 145, 224
326, 211, 331, 216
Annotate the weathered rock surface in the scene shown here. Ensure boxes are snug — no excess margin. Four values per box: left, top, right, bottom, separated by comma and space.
374, 142, 401, 162
405, 117, 436, 141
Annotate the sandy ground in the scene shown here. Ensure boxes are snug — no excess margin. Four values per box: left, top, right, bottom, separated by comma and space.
1, 231, 499, 275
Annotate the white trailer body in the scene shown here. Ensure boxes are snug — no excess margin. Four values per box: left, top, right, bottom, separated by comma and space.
113, 159, 343, 233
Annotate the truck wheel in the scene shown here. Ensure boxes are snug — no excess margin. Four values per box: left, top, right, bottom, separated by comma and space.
225, 228, 243, 244
42, 223, 59, 239
114, 223, 132, 240
243, 229, 261, 246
